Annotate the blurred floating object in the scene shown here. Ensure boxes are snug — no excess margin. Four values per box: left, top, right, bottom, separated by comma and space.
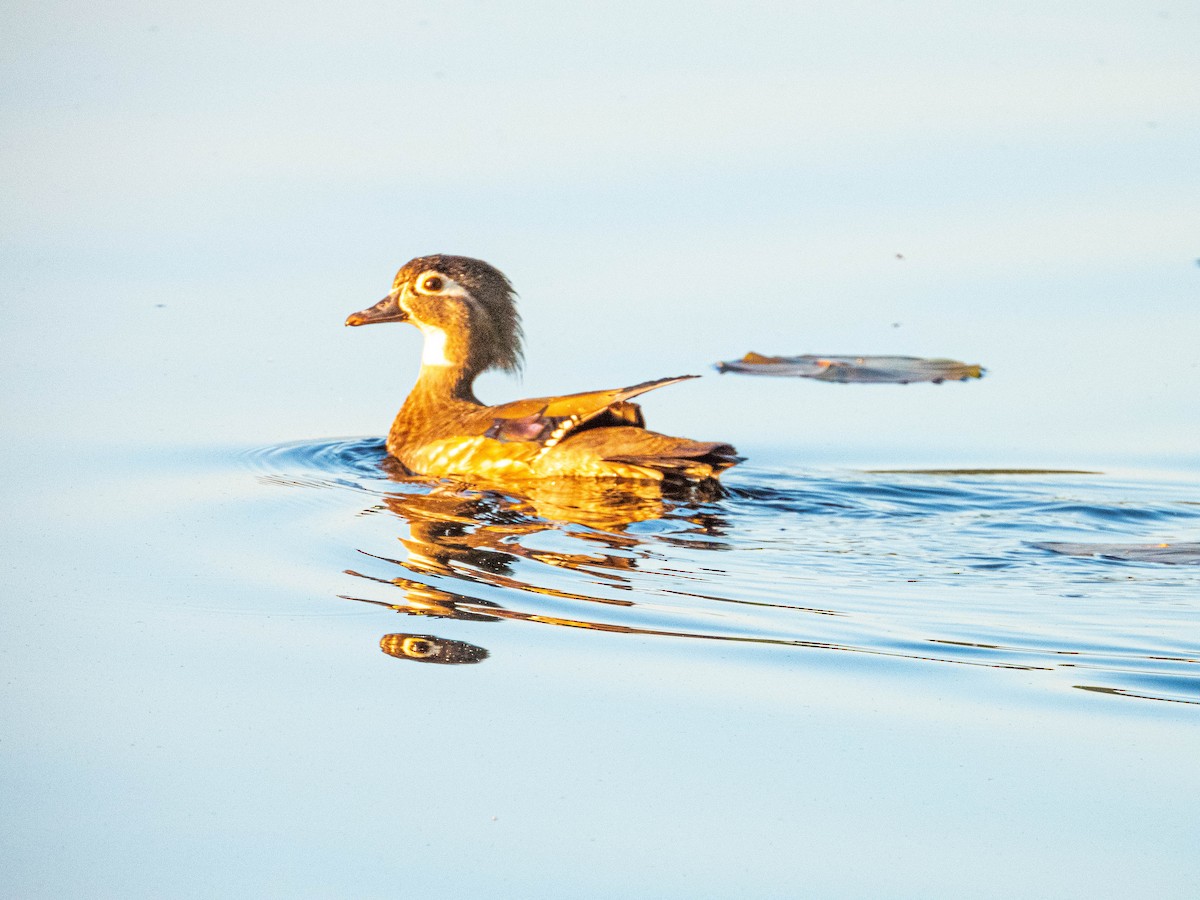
1029, 542, 1200, 565
715, 353, 985, 384
380, 633, 490, 664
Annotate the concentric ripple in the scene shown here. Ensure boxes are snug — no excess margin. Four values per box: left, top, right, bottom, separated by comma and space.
245, 439, 1200, 704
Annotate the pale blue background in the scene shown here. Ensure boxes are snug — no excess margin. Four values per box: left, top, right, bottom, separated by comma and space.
3, 3, 1200, 897
3, 0, 1197, 467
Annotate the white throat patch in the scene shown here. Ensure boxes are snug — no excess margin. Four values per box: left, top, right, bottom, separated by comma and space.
418, 325, 452, 367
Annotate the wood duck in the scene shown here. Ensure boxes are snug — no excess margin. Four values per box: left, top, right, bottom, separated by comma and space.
346, 255, 741, 482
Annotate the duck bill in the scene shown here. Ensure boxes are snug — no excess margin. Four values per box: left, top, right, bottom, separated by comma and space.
345, 292, 408, 326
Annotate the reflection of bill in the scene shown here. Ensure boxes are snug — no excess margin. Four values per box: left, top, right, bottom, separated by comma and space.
380, 633, 488, 665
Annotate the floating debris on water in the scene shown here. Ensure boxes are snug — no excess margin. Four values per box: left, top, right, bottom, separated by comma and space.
715, 353, 985, 383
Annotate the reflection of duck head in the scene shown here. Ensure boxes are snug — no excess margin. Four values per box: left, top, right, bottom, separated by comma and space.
380, 633, 488, 665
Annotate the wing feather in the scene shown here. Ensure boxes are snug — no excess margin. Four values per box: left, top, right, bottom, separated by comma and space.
483, 375, 696, 448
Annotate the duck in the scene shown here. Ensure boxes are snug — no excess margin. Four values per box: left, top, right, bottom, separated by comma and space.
345, 254, 741, 483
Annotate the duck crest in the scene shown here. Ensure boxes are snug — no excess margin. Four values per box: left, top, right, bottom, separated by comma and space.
346, 256, 741, 483
401, 254, 523, 378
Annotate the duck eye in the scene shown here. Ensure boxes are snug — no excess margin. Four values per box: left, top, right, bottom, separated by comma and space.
403, 638, 437, 658
420, 275, 444, 292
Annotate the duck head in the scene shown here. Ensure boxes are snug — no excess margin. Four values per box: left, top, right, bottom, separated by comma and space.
346, 254, 524, 378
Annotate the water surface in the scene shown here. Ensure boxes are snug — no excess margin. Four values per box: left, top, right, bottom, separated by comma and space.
4, 2, 1200, 895
3, 436, 1199, 897
250, 438, 1200, 706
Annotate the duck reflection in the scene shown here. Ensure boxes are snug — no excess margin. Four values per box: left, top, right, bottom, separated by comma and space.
380, 633, 488, 665
341, 472, 1045, 673
344, 472, 732, 663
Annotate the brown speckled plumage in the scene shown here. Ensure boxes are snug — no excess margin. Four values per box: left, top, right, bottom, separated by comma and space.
346, 255, 740, 483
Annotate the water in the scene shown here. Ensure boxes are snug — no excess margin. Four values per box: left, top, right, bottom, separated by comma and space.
5, 1, 1200, 895
248, 439, 1200, 706
7, 436, 1197, 896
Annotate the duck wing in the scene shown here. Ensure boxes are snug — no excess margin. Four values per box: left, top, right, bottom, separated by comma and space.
483, 375, 697, 446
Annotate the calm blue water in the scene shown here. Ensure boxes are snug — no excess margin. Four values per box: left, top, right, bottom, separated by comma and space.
3, 442, 1198, 898
248, 439, 1200, 706
5, 219, 1199, 897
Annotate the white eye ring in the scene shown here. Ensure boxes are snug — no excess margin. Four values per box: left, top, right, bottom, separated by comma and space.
416, 273, 446, 293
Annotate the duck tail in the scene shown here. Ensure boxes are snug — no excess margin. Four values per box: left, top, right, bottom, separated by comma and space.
604, 442, 743, 483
